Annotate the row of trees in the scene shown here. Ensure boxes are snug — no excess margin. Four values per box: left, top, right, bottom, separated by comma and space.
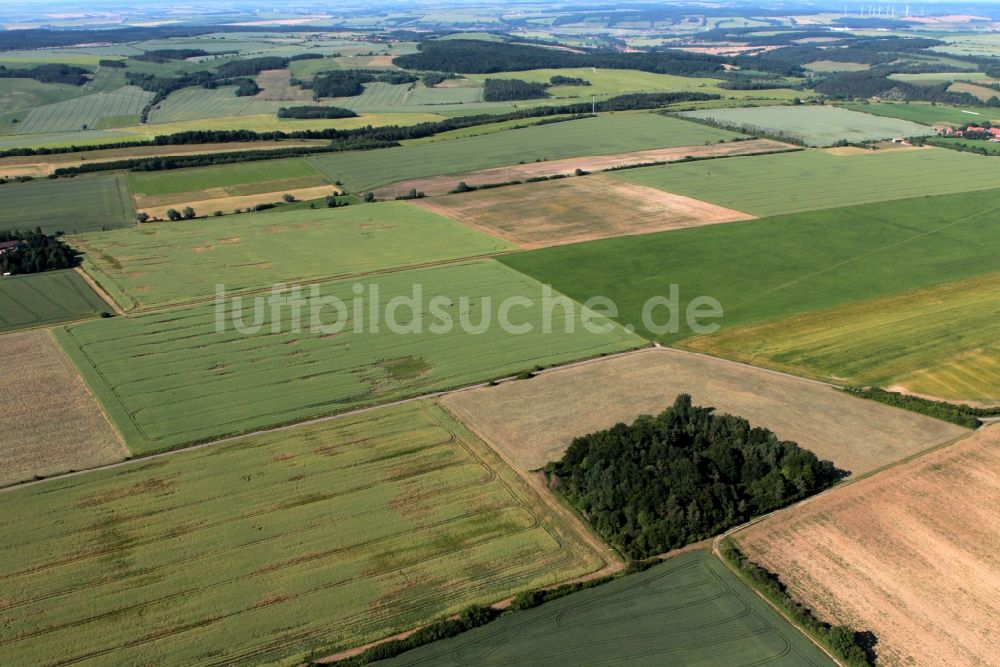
0, 229, 78, 275
277, 106, 358, 119
303, 69, 419, 98
843, 387, 998, 427
546, 394, 841, 559
0, 64, 89, 86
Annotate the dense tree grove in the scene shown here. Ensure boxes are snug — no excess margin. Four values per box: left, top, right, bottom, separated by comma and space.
0, 64, 89, 86
393, 39, 725, 76
813, 71, 998, 104
216, 56, 289, 77
98, 59, 127, 68
304, 69, 418, 98
546, 394, 840, 559
277, 105, 358, 119
482, 78, 550, 101
549, 75, 590, 86
234, 78, 262, 96
0, 229, 78, 275
843, 387, 998, 427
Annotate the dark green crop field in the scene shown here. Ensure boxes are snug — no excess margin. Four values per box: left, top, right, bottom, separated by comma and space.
500, 188, 1000, 342
0, 173, 133, 235
0, 270, 110, 332
382, 550, 833, 666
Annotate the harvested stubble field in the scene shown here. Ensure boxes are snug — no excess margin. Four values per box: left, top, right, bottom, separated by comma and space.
308, 113, 742, 192
683, 272, 1000, 402
413, 175, 754, 249
0, 270, 111, 332
501, 188, 1000, 343
137, 185, 340, 219
0, 329, 126, 486
736, 426, 1000, 667
442, 349, 966, 474
254, 68, 314, 101
0, 173, 133, 235
0, 401, 604, 665
56, 260, 644, 453
608, 146, 1000, 217
372, 138, 794, 199
74, 202, 513, 310
679, 105, 932, 146
380, 550, 834, 666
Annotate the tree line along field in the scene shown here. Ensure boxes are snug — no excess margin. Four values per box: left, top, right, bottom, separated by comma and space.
0, 328, 127, 486
0, 270, 111, 332
55, 260, 645, 454
442, 349, 967, 476
683, 272, 1000, 403
307, 112, 742, 192
11, 85, 153, 134
608, 146, 1000, 217
678, 105, 933, 146
839, 101, 1000, 127
499, 187, 1000, 344
735, 426, 1000, 667
0, 173, 133, 234
74, 202, 514, 310
0, 401, 605, 666
381, 550, 834, 667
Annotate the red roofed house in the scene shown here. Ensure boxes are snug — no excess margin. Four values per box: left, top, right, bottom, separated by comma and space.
0, 240, 24, 255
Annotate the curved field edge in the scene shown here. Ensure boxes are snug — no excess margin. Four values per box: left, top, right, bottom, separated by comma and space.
0, 400, 607, 666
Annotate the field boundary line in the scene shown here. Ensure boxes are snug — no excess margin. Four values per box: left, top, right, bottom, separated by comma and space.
73, 267, 124, 316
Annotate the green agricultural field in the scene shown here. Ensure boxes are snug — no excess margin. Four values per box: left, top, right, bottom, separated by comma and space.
75, 201, 514, 310
679, 105, 933, 146
840, 102, 1000, 127
805, 60, 871, 72
0, 78, 87, 115
888, 71, 999, 86
12, 86, 153, 135
0, 270, 110, 332
308, 113, 742, 192
683, 272, 1000, 402
56, 260, 644, 453
609, 146, 1000, 217
0, 174, 133, 234
128, 157, 326, 198
382, 550, 834, 666
147, 85, 282, 123
500, 188, 1000, 343
0, 401, 605, 666
927, 137, 1000, 154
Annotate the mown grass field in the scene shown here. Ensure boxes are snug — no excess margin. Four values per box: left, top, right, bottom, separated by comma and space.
56, 260, 644, 453
500, 188, 1000, 343
0, 401, 604, 665
147, 85, 283, 123
75, 201, 514, 310
839, 101, 1000, 127
684, 273, 1000, 402
128, 157, 327, 198
308, 113, 741, 192
679, 105, 932, 146
0, 270, 111, 332
382, 550, 834, 666
12, 86, 153, 135
0, 329, 126, 486
0, 78, 87, 115
0, 174, 133, 234
609, 146, 1000, 216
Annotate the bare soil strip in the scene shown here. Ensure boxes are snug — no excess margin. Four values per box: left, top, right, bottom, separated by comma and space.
135, 185, 338, 218
373, 138, 797, 199
735, 425, 1000, 667
440, 347, 968, 474
0, 329, 128, 486
413, 174, 754, 248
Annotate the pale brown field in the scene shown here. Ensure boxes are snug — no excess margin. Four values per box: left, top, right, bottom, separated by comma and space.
136, 184, 338, 218
412, 174, 754, 248
0, 141, 327, 176
255, 69, 315, 101
440, 348, 968, 473
736, 425, 1000, 667
373, 139, 796, 199
0, 329, 127, 486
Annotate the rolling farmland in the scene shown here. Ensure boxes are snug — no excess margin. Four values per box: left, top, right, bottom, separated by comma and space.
308, 113, 742, 192
442, 349, 967, 475
678, 105, 932, 146
839, 102, 1000, 127
0, 329, 126, 486
13, 86, 153, 134
381, 551, 834, 667
0, 174, 133, 234
56, 260, 644, 453
608, 146, 1000, 217
147, 85, 282, 123
128, 157, 328, 199
0, 401, 604, 665
683, 273, 1000, 401
75, 202, 514, 310
500, 188, 1000, 342
414, 174, 753, 249
736, 426, 1000, 667
0, 270, 111, 332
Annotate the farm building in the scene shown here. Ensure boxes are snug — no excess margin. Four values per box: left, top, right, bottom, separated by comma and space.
0, 240, 24, 255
